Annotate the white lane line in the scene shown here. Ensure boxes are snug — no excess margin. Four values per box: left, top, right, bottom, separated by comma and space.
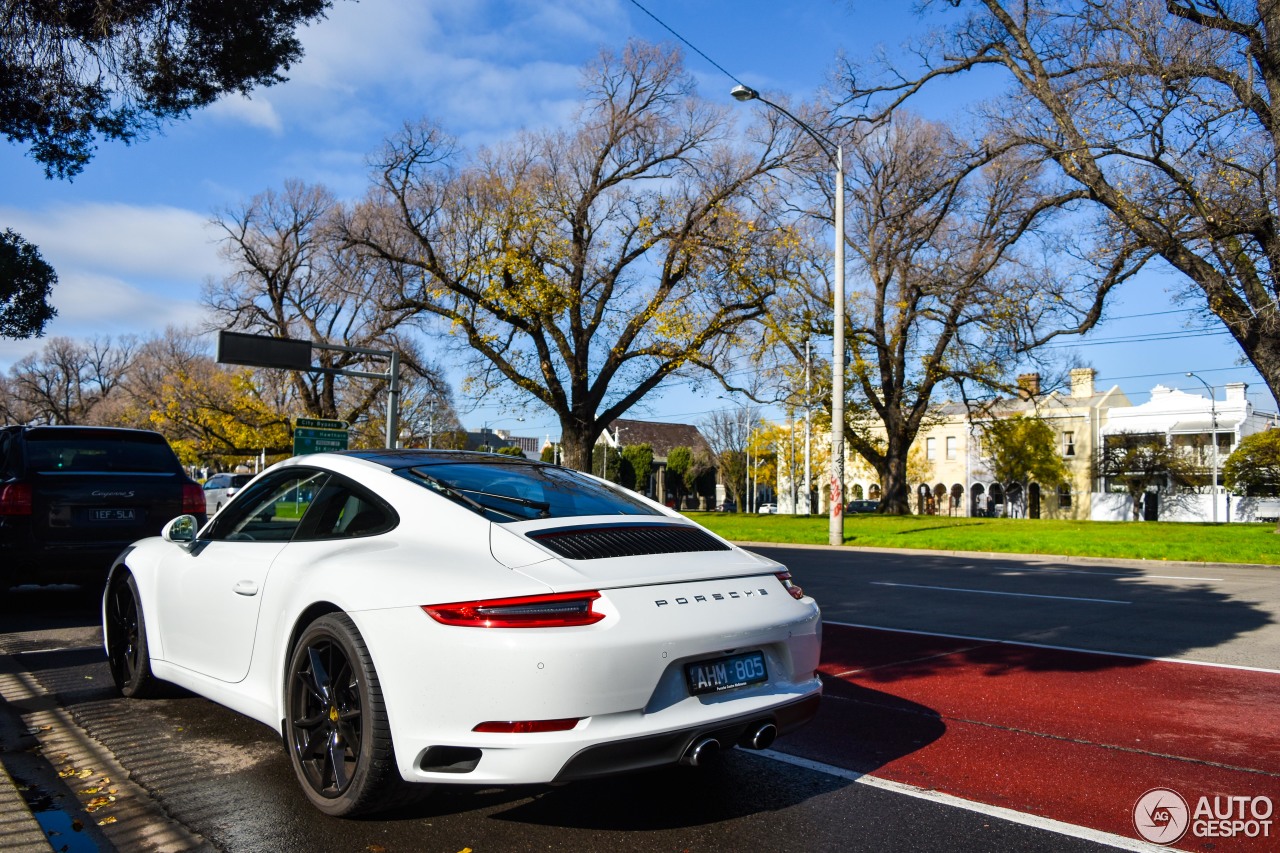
870, 581, 1132, 605
758, 749, 1171, 852
824, 621, 1280, 674
1010, 569, 1224, 582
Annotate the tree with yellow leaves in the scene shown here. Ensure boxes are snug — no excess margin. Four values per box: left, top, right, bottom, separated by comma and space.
343, 42, 809, 471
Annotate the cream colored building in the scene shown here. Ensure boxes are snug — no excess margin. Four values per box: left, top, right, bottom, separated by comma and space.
840, 368, 1131, 518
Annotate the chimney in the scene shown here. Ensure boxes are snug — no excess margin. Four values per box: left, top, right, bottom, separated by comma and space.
1017, 372, 1041, 399
1225, 382, 1247, 403
1070, 368, 1096, 398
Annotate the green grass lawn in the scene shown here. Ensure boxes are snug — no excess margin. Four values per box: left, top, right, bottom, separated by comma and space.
685, 512, 1280, 565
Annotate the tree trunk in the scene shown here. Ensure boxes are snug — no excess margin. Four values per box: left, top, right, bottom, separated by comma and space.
558, 417, 604, 475
879, 453, 912, 515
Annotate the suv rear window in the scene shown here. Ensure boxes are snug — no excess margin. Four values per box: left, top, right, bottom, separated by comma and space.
24, 429, 182, 474
398, 460, 662, 522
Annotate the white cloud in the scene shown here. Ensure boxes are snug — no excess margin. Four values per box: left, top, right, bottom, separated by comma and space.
0, 203, 226, 369
0, 271, 207, 368
0, 203, 226, 282
206, 93, 284, 134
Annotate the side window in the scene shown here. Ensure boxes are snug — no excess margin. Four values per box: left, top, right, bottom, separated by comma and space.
296, 476, 398, 541
203, 470, 329, 543
0, 432, 13, 476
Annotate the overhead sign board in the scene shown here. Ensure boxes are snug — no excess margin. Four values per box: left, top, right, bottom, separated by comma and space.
217, 331, 312, 370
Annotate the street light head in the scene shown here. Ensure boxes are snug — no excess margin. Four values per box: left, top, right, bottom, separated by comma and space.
730, 84, 759, 102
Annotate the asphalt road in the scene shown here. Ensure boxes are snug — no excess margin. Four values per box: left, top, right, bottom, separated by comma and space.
2, 545, 1276, 852
748, 544, 1280, 668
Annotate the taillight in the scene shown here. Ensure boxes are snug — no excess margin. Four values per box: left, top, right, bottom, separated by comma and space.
423, 591, 605, 628
472, 718, 581, 733
775, 571, 805, 600
181, 483, 205, 515
0, 482, 33, 516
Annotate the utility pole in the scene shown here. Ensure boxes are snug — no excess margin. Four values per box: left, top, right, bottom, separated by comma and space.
804, 339, 812, 514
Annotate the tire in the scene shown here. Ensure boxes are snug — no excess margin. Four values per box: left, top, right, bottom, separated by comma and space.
105, 574, 158, 698
284, 613, 406, 817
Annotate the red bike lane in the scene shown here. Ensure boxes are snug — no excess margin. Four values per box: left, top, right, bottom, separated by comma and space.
776, 624, 1280, 851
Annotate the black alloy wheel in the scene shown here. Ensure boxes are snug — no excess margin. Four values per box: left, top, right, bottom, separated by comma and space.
284, 613, 403, 816
106, 574, 156, 697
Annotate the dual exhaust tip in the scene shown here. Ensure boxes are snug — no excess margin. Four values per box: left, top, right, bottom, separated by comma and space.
680, 722, 777, 767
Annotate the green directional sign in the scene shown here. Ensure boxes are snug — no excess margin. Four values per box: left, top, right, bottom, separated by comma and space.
293, 417, 349, 455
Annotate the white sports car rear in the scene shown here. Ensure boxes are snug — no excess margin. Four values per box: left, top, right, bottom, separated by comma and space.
103, 450, 821, 816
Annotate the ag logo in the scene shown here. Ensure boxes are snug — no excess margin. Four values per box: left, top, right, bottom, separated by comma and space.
1133, 788, 1190, 844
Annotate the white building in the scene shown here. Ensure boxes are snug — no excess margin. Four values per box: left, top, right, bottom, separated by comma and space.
1095, 382, 1279, 521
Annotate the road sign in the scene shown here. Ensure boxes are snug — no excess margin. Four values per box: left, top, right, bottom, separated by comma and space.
293, 417, 349, 455
296, 417, 347, 431
217, 331, 312, 370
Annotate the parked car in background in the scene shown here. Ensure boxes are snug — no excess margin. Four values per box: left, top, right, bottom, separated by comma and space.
714, 500, 737, 512
203, 472, 254, 515
757, 502, 778, 514
846, 500, 880, 514
0, 425, 205, 588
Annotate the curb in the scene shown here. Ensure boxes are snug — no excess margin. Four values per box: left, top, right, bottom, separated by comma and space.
0, 759, 53, 853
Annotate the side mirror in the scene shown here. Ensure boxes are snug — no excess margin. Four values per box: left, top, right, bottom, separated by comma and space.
162, 515, 198, 544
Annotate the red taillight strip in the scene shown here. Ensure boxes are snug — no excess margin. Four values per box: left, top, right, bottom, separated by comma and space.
0, 482, 33, 516
775, 571, 805, 600
181, 483, 205, 515
472, 718, 581, 733
422, 591, 605, 628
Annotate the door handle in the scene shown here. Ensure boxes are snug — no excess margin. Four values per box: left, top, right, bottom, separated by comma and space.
233, 580, 259, 597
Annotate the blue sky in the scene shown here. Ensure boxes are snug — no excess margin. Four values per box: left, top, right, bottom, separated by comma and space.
1, 0, 1274, 442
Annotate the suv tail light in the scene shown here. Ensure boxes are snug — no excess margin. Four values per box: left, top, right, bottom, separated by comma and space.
423, 591, 605, 628
0, 482, 33, 516
775, 571, 805, 600
181, 483, 205, 515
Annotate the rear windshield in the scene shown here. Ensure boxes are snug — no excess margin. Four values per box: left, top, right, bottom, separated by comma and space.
25, 431, 181, 474
398, 461, 662, 522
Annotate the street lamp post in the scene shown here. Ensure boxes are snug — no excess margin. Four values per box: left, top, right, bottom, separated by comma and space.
731, 84, 845, 544
1185, 372, 1219, 523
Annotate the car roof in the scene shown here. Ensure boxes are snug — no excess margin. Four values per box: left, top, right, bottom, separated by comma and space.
334, 449, 542, 472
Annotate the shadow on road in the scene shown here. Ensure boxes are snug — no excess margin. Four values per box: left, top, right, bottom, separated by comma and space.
749, 545, 1276, 674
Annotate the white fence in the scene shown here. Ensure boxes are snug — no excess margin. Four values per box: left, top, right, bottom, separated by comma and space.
1090, 492, 1280, 523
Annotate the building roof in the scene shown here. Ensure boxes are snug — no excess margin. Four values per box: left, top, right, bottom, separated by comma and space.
601, 418, 713, 459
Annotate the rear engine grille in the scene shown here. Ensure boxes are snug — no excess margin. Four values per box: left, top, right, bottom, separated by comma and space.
529, 524, 730, 560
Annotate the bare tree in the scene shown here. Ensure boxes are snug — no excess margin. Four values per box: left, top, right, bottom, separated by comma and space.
758, 113, 1088, 513
207, 179, 455, 434
1, 335, 136, 424
342, 42, 809, 471
840, 0, 1280, 407
701, 406, 764, 511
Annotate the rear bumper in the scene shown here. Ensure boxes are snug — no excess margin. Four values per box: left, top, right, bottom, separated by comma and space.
552, 692, 821, 782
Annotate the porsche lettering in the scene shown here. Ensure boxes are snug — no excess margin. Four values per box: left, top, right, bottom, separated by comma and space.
655, 588, 770, 607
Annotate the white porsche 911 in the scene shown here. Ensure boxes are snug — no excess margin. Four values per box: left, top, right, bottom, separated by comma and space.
102, 450, 822, 816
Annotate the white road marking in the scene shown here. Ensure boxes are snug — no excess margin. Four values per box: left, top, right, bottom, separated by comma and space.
1007, 568, 1224, 582
758, 749, 1173, 852
869, 581, 1132, 604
